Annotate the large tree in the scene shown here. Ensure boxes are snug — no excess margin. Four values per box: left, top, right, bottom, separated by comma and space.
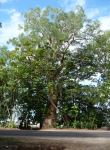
11, 6, 102, 128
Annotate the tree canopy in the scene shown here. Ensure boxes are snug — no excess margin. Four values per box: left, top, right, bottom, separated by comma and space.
0, 6, 110, 129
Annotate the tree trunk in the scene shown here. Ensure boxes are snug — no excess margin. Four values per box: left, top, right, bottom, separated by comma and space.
42, 82, 57, 128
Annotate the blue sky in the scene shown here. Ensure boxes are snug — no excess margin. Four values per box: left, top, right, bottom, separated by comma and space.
0, 0, 110, 46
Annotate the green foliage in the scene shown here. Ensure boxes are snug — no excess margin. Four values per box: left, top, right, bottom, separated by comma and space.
5, 121, 16, 128
1, 6, 110, 129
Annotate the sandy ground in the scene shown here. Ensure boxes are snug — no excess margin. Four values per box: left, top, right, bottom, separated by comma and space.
0, 136, 110, 150
0, 128, 110, 150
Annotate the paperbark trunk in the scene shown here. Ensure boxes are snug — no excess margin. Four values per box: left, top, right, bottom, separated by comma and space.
42, 83, 57, 128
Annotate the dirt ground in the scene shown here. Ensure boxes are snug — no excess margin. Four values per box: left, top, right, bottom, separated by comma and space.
0, 137, 110, 150
0, 128, 110, 150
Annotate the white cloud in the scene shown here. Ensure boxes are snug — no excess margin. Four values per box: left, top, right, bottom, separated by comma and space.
0, 0, 13, 3
76, 0, 85, 7
99, 16, 110, 31
0, 8, 15, 14
86, 8, 100, 19
59, 0, 86, 12
0, 0, 9, 3
0, 9, 23, 47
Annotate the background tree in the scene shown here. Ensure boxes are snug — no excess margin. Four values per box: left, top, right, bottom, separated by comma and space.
0, 47, 16, 123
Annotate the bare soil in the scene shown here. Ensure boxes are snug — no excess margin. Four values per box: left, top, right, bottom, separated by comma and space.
0, 137, 110, 150
0, 128, 110, 150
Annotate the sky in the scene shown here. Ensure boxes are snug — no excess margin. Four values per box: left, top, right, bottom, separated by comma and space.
0, 0, 110, 47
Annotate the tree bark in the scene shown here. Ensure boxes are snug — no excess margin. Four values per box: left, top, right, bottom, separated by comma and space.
42, 82, 57, 128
